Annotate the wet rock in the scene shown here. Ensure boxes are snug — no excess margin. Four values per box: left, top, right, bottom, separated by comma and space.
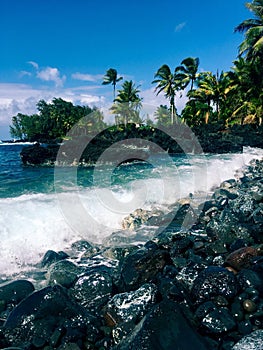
105, 283, 157, 326
217, 188, 238, 200
71, 240, 100, 258
47, 260, 80, 287
119, 245, 170, 291
170, 235, 193, 255
105, 283, 158, 345
232, 329, 263, 350
0, 280, 34, 307
199, 307, 236, 334
231, 300, 244, 322
71, 271, 113, 314
121, 209, 153, 230
237, 320, 253, 335
101, 245, 139, 262
79, 255, 119, 274
231, 193, 256, 219
229, 239, 248, 252
112, 300, 210, 350
205, 241, 228, 255
224, 246, 258, 271
191, 266, 238, 304
20, 143, 58, 165
237, 269, 263, 294
242, 299, 257, 313
3, 285, 99, 348
176, 263, 206, 291
41, 250, 69, 267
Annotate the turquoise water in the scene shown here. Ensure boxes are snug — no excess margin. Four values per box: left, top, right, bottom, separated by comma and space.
1, 143, 263, 277
0, 144, 55, 197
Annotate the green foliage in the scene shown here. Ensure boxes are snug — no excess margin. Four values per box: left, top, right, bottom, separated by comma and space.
9, 2, 263, 138
111, 80, 143, 125
152, 64, 180, 123
154, 105, 171, 126
235, 0, 263, 60
10, 98, 104, 142
102, 68, 123, 100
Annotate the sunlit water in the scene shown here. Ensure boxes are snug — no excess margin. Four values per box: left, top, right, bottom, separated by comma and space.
1, 143, 263, 278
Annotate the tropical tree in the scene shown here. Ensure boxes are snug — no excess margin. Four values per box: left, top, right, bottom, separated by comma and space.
224, 57, 263, 125
232, 0, 263, 125
152, 64, 180, 124
154, 105, 171, 126
235, 0, 263, 61
102, 68, 123, 100
192, 71, 231, 122
175, 57, 200, 91
9, 98, 99, 141
181, 99, 212, 126
111, 80, 142, 125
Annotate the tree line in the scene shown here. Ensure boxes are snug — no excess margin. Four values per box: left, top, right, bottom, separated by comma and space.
10, 0, 263, 141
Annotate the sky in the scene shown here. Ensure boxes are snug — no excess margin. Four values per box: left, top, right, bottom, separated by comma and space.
0, 0, 250, 139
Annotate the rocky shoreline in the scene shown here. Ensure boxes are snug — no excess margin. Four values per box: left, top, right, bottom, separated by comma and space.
20, 124, 263, 166
1, 157, 263, 348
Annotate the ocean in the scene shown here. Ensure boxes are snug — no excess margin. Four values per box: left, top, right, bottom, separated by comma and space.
1, 142, 263, 279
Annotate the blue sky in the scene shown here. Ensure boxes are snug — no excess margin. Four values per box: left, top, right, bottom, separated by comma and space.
0, 0, 249, 139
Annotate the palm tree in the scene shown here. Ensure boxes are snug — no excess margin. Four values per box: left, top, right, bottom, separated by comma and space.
225, 58, 263, 125
235, 0, 263, 60
102, 68, 123, 100
154, 105, 171, 126
175, 57, 200, 91
152, 64, 180, 124
195, 71, 230, 120
111, 80, 142, 125
181, 99, 211, 126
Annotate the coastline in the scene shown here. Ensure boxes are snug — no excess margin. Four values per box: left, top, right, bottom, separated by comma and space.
19, 124, 263, 166
1, 153, 263, 348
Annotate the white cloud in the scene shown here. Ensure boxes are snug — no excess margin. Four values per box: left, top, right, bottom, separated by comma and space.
72, 72, 103, 82
28, 61, 39, 70
0, 82, 108, 138
37, 67, 66, 87
0, 83, 53, 129
175, 22, 186, 32
79, 94, 105, 105
19, 70, 32, 78
27, 61, 66, 87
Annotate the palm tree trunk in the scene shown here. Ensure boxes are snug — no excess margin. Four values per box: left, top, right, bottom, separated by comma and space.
113, 84, 116, 100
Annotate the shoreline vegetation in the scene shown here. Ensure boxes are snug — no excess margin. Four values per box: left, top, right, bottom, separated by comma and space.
9, 0, 263, 163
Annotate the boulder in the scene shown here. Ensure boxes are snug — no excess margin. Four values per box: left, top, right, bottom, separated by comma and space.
113, 300, 210, 350
3, 285, 99, 348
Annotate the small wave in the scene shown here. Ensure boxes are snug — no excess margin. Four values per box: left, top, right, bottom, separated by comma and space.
1, 147, 263, 276
0, 141, 37, 146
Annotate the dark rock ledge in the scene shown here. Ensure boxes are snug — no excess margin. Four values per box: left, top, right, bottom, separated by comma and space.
20, 124, 263, 166
1, 158, 263, 349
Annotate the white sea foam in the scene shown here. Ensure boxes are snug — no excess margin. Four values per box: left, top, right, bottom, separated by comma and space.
0, 147, 263, 277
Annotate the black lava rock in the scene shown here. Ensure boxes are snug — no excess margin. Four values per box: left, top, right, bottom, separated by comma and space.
112, 300, 211, 350
41, 249, 69, 267
0, 280, 34, 306
3, 285, 99, 348
119, 245, 170, 291
71, 270, 113, 314
191, 266, 239, 304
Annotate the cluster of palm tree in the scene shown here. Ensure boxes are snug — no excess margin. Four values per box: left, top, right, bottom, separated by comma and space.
102, 0, 263, 128
102, 69, 142, 125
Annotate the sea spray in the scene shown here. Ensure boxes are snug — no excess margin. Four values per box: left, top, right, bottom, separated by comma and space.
0, 147, 263, 276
